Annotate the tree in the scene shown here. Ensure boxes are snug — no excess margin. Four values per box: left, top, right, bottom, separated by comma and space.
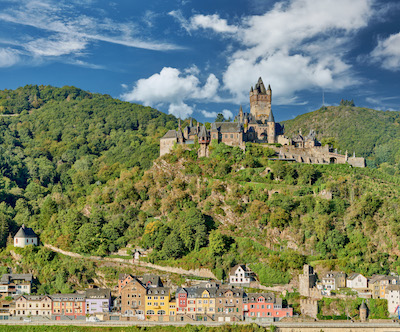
215, 113, 225, 122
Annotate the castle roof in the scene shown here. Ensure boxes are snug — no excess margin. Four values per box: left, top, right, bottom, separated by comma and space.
268, 110, 275, 122
211, 122, 242, 133
198, 125, 210, 138
161, 130, 178, 139
14, 225, 37, 239
360, 301, 367, 309
255, 77, 267, 94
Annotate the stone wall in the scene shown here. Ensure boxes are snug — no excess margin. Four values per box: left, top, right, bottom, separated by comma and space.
300, 299, 318, 319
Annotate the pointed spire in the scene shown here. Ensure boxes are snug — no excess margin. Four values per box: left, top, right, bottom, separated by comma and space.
239, 105, 243, 115
250, 86, 253, 92
268, 84, 271, 90
268, 110, 275, 122
189, 118, 193, 127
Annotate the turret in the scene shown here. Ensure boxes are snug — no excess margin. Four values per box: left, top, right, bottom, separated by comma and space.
250, 77, 272, 120
267, 110, 276, 143
239, 105, 244, 123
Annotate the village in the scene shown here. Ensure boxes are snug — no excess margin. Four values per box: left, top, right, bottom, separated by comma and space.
1, 225, 400, 323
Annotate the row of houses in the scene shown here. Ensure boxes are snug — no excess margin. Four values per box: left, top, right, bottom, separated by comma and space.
118, 274, 292, 322
1, 288, 111, 321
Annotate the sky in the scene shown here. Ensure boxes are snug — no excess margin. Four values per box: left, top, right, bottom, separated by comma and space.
0, 0, 399, 123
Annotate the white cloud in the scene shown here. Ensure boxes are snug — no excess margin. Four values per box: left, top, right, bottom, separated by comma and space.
0, 48, 20, 67
0, 0, 182, 60
190, 14, 238, 33
370, 32, 400, 71
121, 67, 220, 118
170, 0, 373, 104
222, 0, 372, 102
201, 109, 233, 119
25, 34, 87, 57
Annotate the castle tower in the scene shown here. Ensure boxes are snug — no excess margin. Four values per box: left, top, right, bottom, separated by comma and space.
360, 301, 368, 322
239, 105, 244, 123
267, 109, 276, 143
250, 77, 272, 120
198, 124, 210, 157
299, 264, 316, 297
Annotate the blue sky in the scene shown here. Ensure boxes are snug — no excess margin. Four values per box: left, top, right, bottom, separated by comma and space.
0, 0, 399, 123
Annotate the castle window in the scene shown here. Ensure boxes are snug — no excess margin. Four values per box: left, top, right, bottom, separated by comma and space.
224, 134, 227, 139
230, 134, 233, 138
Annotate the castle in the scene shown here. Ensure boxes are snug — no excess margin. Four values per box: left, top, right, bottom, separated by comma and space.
160, 77, 365, 168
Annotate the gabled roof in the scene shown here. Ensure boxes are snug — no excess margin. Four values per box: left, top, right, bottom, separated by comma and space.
85, 288, 111, 299
0, 274, 33, 283
119, 273, 133, 281
161, 130, 178, 139
347, 273, 365, 280
142, 274, 163, 287
230, 264, 253, 275
211, 122, 242, 133
14, 225, 37, 238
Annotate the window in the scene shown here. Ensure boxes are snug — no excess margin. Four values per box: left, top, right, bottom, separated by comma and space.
146, 310, 155, 315
157, 310, 166, 315
230, 134, 233, 138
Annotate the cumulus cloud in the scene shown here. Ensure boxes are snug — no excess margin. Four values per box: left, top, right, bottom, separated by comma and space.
201, 109, 233, 119
370, 32, 400, 71
170, 0, 373, 104
121, 67, 220, 118
0, 48, 20, 67
169, 11, 237, 34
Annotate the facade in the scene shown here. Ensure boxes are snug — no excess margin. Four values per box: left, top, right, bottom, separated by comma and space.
229, 265, 256, 286
160, 77, 365, 168
321, 271, 346, 291
13, 224, 38, 248
13, 295, 52, 317
120, 277, 146, 319
243, 293, 292, 322
0, 274, 33, 296
368, 275, 384, 299
118, 274, 135, 295
145, 287, 171, 321
385, 285, 400, 317
216, 288, 243, 322
51, 293, 86, 319
347, 273, 368, 289
85, 288, 111, 315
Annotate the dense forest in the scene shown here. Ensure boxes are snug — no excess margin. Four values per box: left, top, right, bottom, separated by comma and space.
1, 85, 400, 294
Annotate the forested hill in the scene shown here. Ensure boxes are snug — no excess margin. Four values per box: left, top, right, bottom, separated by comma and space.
0, 84, 177, 246
282, 105, 400, 168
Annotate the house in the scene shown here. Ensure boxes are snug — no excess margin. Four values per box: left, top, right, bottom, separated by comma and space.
243, 293, 292, 322
120, 277, 146, 319
229, 265, 256, 286
51, 293, 86, 320
0, 274, 33, 296
346, 273, 368, 289
215, 288, 244, 322
85, 288, 111, 314
14, 224, 38, 248
0, 300, 11, 320
368, 275, 384, 299
385, 285, 400, 316
118, 274, 134, 295
145, 286, 171, 321
13, 295, 52, 317
321, 271, 346, 291
379, 276, 399, 299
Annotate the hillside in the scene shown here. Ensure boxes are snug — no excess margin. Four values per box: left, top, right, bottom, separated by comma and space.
282, 105, 400, 168
1, 86, 400, 294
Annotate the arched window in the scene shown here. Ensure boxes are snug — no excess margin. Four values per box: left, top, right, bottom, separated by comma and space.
146, 310, 155, 315
157, 310, 166, 315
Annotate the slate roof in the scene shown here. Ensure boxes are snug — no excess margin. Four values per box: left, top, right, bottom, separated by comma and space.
142, 274, 163, 287
0, 274, 33, 284
211, 122, 242, 133
360, 301, 367, 309
245, 292, 275, 303
347, 273, 364, 280
14, 225, 37, 238
268, 110, 275, 123
51, 293, 86, 302
184, 286, 218, 298
118, 273, 132, 281
216, 288, 244, 298
146, 287, 170, 295
161, 130, 178, 139
85, 288, 111, 299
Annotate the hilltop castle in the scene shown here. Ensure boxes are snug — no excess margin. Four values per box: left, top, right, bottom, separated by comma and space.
160, 77, 365, 168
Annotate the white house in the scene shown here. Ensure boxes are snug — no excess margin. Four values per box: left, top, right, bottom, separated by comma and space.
229, 265, 255, 286
346, 273, 368, 289
385, 285, 400, 316
14, 224, 38, 248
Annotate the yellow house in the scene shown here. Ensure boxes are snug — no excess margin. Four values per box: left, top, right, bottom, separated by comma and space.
145, 287, 170, 321
196, 289, 216, 316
